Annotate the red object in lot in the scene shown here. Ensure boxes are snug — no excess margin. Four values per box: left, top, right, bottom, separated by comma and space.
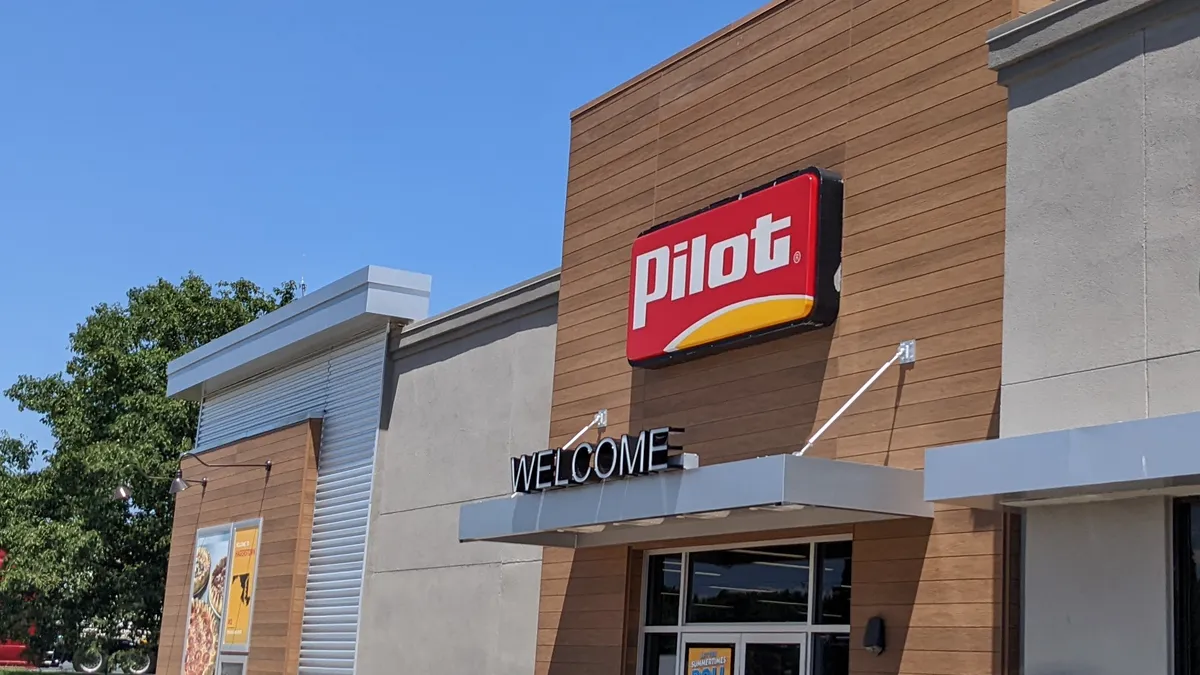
0, 550, 34, 667
0, 642, 29, 667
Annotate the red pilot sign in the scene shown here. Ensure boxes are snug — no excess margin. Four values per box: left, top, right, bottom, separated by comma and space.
626, 168, 843, 367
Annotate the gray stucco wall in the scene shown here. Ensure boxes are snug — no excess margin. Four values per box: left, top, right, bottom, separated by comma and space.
355, 276, 557, 675
1000, 0, 1200, 439
1024, 497, 1172, 675
996, 2, 1200, 672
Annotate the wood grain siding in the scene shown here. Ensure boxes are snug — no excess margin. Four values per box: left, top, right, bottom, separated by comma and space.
1014, 0, 1055, 16
157, 420, 320, 675
542, 0, 1009, 673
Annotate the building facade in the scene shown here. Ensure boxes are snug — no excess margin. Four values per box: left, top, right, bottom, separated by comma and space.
926, 1, 1200, 675
155, 1, 1200, 674
461, 1, 1029, 674
356, 271, 558, 674
157, 268, 555, 675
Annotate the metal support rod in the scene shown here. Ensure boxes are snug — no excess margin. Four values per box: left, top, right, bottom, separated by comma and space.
794, 340, 916, 457
510, 409, 608, 498
563, 409, 608, 450
182, 451, 273, 474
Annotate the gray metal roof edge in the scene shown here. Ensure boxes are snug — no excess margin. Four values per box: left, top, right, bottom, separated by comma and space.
783, 455, 933, 518
391, 268, 560, 352
924, 409, 1200, 506
987, 0, 1168, 72
459, 454, 932, 544
166, 265, 432, 400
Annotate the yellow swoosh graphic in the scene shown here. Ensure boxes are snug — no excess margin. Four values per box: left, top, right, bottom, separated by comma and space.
667, 295, 814, 352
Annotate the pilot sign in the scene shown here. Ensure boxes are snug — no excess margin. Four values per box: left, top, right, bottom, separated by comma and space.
627, 167, 843, 368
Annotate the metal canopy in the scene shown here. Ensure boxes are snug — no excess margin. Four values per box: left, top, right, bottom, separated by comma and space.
925, 410, 1200, 509
458, 454, 931, 548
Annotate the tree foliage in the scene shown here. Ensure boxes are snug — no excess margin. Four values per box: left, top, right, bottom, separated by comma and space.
0, 275, 294, 659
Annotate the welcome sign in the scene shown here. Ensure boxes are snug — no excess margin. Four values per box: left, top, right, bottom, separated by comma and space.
510, 427, 685, 494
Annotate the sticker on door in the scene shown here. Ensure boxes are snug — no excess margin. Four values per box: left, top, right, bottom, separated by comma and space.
687, 646, 733, 675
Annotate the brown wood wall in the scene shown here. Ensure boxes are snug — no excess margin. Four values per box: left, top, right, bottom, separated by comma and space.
1013, 0, 1054, 16
541, 0, 1011, 673
157, 420, 320, 675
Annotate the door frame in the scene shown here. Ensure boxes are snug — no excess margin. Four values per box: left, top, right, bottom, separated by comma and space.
741, 632, 808, 675
678, 632, 809, 675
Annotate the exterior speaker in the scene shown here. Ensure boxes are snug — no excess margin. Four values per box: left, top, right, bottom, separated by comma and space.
864, 616, 886, 655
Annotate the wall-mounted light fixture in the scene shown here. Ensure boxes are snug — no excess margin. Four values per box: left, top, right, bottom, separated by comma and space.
864, 615, 886, 655
111, 454, 272, 502
168, 470, 190, 495
112, 470, 205, 502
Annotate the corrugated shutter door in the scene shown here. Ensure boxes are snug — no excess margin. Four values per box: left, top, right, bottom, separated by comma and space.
298, 333, 388, 675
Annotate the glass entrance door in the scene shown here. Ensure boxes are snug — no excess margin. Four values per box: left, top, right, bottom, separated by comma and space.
680, 634, 806, 675
681, 634, 737, 675
743, 635, 805, 675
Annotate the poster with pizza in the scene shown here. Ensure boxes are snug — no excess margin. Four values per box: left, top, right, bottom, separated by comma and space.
182, 528, 231, 675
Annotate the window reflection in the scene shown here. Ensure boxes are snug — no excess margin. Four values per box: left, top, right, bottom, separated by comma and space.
1191, 506, 1200, 673
643, 634, 678, 675
686, 544, 810, 623
812, 633, 849, 675
745, 643, 802, 675
1175, 501, 1200, 675
814, 541, 852, 625
646, 554, 682, 625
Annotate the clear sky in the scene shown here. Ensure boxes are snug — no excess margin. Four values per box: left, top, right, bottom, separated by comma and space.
0, 1, 767, 452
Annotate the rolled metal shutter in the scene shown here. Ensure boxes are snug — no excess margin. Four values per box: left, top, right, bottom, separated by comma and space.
192, 330, 388, 675
194, 354, 329, 453
298, 333, 388, 675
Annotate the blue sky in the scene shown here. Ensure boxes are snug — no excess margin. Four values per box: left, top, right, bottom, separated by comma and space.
0, 1, 766, 452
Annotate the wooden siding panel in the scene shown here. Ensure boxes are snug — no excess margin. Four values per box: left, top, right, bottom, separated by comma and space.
544, 0, 1009, 673
1016, 0, 1054, 15
156, 420, 320, 675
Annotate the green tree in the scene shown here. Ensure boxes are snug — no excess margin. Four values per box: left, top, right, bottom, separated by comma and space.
0, 274, 294, 663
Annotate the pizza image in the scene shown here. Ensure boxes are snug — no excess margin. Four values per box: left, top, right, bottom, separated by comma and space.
209, 556, 228, 615
184, 599, 218, 675
192, 546, 211, 598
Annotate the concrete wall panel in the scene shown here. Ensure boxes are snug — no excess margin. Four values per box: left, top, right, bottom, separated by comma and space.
996, 9, 1200, 673
357, 285, 557, 675
1023, 497, 1171, 675
376, 308, 557, 514
1145, 14, 1200, 359
999, 362, 1147, 437
1148, 350, 1200, 417
1001, 3, 1200, 438
356, 564, 500, 674
368, 502, 538, 574
1003, 30, 1147, 386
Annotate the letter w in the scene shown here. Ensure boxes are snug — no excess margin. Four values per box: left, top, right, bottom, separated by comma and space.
511, 454, 537, 493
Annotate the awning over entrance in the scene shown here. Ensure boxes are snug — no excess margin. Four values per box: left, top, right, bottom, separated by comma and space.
926, 410, 1200, 509
458, 454, 931, 547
